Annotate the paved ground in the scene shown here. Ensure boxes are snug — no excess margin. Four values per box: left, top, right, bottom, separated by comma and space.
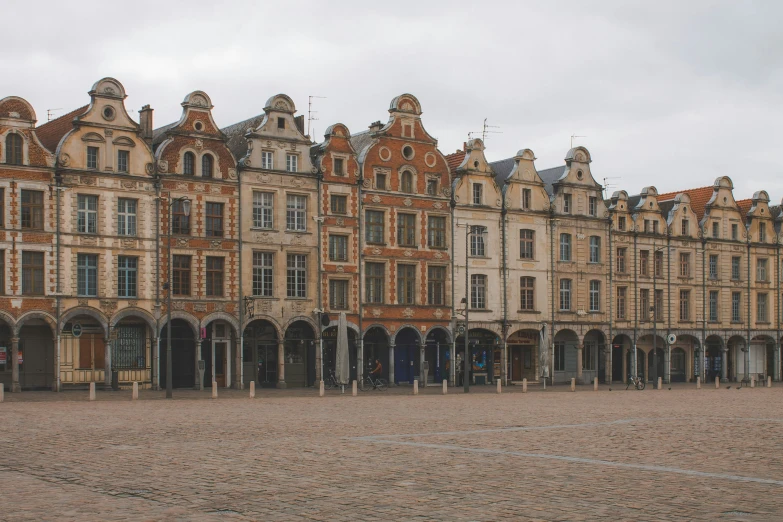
2, 383, 783, 521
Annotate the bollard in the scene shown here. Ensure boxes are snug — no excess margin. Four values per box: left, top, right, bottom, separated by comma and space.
212, 380, 218, 399
594, 377, 598, 391
442, 379, 447, 395
751, 376, 755, 388
132, 382, 139, 400
89, 382, 96, 401
657, 377, 662, 390
522, 378, 527, 393
319, 380, 325, 397
352, 380, 357, 396
697, 376, 701, 389
0, 383, 4, 402
570, 378, 575, 392
413, 379, 419, 395
768, 376, 772, 388
249, 381, 255, 399
715, 376, 720, 389
496, 379, 501, 394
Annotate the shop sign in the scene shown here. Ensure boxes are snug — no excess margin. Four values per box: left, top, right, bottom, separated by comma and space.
0, 347, 6, 364
72, 323, 83, 338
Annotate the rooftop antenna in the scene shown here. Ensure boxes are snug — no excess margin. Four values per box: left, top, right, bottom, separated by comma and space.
307, 95, 326, 138
602, 176, 621, 199
570, 134, 586, 148
47, 108, 63, 121
468, 118, 502, 143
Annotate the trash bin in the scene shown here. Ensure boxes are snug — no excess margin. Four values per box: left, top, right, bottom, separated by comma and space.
111, 370, 119, 391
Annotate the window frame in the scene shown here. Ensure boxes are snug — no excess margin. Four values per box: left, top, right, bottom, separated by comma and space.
330, 194, 347, 215
205, 256, 225, 297
286, 194, 307, 231
77, 194, 98, 234
171, 200, 191, 235
589, 280, 601, 312
172, 254, 191, 296
397, 213, 416, 247
397, 263, 416, 305
5, 134, 23, 165
205, 202, 225, 238
427, 215, 446, 248
589, 236, 600, 264
183, 151, 195, 175
616, 286, 627, 320
286, 153, 298, 173
117, 255, 138, 298
559, 279, 571, 311
559, 233, 571, 262
329, 279, 349, 310
87, 146, 99, 170
520, 277, 535, 311
252, 251, 273, 297
117, 149, 130, 173
77, 253, 98, 297
365, 210, 385, 244
117, 198, 137, 237
328, 234, 349, 262
520, 229, 534, 259
286, 254, 307, 298
252, 191, 274, 229
470, 273, 487, 309
427, 265, 446, 306
365, 262, 385, 304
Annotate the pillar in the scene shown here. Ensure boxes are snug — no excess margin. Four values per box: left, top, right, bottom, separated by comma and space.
776, 341, 781, 382
388, 342, 395, 385
721, 347, 728, 383
605, 346, 612, 384
195, 333, 202, 390
11, 337, 20, 393
316, 336, 323, 382
419, 343, 425, 383
276, 340, 286, 388
576, 344, 583, 384
234, 337, 242, 390
104, 334, 112, 388
152, 336, 160, 390
622, 347, 627, 384
449, 341, 456, 386
357, 338, 364, 385
664, 345, 671, 384
644, 350, 649, 382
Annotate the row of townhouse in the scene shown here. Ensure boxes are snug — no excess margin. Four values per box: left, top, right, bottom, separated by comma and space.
0, 77, 780, 392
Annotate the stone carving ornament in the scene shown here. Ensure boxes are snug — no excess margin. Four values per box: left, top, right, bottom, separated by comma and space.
403, 198, 412, 207
59, 153, 71, 167
402, 308, 414, 318
158, 160, 169, 173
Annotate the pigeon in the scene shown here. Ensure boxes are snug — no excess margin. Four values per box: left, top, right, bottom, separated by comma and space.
726, 386, 731, 389
668, 387, 671, 390
609, 388, 612, 391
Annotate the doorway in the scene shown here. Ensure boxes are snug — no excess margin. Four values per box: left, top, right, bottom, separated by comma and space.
19, 325, 54, 389
671, 348, 686, 382
206, 341, 228, 387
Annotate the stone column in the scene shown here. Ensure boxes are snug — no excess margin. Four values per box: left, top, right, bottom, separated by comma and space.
104, 333, 112, 388
419, 343, 425, 383
11, 337, 20, 393
664, 345, 671, 384
316, 337, 323, 382
388, 343, 395, 385
776, 341, 781, 382
622, 348, 627, 384
576, 344, 583, 384
721, 347, 728, 382
152, 336, 160, 390
450, 341, 456, 386
644, 351, 649, 382
234, 337, 242, 390
277, 340, 286, 388
605, 347, 612, 384
195, 335, 202, 390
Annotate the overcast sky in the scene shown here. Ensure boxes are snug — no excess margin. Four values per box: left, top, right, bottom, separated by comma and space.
4, 0, 782, 202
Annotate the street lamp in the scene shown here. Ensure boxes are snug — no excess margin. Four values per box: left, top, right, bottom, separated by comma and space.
165, 195, 191, 399
459, 223, 487, 393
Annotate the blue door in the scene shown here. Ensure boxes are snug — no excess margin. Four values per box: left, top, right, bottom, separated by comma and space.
396, 344, 411, 384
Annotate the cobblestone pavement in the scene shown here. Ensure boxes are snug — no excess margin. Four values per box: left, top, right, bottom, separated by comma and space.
2, 384, 783, 521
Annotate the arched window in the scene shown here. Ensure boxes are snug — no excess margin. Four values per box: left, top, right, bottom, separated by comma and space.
202, 154, 213, 178
6, 134, 22, 165
401, 170, 413, 193
183, 152, 195, 175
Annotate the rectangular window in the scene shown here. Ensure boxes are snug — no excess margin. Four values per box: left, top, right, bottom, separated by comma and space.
731, 256, 741, 280
22, 251, 44, 295
616, 287, 627, 320
559, 233, 571, 262
559, 279, 571, 311
520, 229, 534, 259
757, 258, 768, 282
471, 274, 487, 309
205, 257, 224, 297
329, 280, 349, 310
397, 214, 416, 247
643, 220, 651, 233
520, 277, 535, 311
588, 197, 597, 217
651, 290, 663, 321
589, 280, 600, 312
77, 195, 98, 234
426, 179, 438, 196
679, 252, 690, 277
366, 262, 384, 304
330, 194, 347, 214
205, 202, 224, 237
639, 250, 649, 276
759, 222, 766, 243
469, 225, 486, 256
172, 200, 191, 235
653, 220, 659, 234
117, 256, 137, 298
681, 219, 689, 236
87, 146, 99, 169
712, 221, 719, 238
618, 216, 626, 231
757, 293, 769, 322
554, 343, 565, 372
117, 198, 137, 236
252, 252, 273, 297
732, 292, 742, 322
654, 250, 664, 278
329, 235, 348, 262
117, 150, 129, 173
277, 117, 285, 129
376, 173, 386, 190
427, 216, 446, 248
172, 255, 191, 296
333, 158, 344, 176
261, 151, 273, 170
286, 154, 298, 172
286, 254, 307, 298
365, 210, 384, 244
77, 253, 98, 297
679, 290, 690, 321
472, 183, 483, 205
709, 290, 719, 322
252, 192, 274, 229
709, 254, 718, 280
521, 188, 532, 210
0, 250, 4, 295
616, 247, 627, 274
589, 236, 600, 263
563, 194, 571, 213
397, 264, 416, 305
731, 223, 738, 240
286, 195, 307, 231
640, 289, 650, 321
583, 343, 596, 371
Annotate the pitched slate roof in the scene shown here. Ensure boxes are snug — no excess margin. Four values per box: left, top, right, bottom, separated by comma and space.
220, 113, 265, 162
152, 121, 177, 148
656, 186, 713, 220
537, 166, 568, 196
35, 105, 88, 153
348, 130, 373, 158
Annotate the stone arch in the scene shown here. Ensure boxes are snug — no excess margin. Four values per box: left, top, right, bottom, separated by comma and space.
282, 315, 318, 334
242, 314, 283, 338
391, 324, 423, 345
182, 90, 213, 109
264, 93, 296, 113
363, 323, 391, 338
60, 307, 108, 338
160, 311, 200, 339
0, 96, 36, 121
0, 128, 30, 166
110, 307, 157, 333
389, 93, 422, 115
15, 311, 57, 337
425, 325, 452, 344
201, 312, 240, 338
324, 318, 360, 336
89, 77, 127, 99
0, 310, 16, 331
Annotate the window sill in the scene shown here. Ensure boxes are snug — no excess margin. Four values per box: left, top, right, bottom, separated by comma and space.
756, 321, 771, 325
469, 309, 493, 313
285, 230, 311, 234
519, 257, 536, 262
250, 227, 277, 232
249, 296, 278, 300
285, 297, 310, 301
429, 246, 448, 250
366, 242, 387, 247
399, 245, 418, 249
517, 310, 541, 314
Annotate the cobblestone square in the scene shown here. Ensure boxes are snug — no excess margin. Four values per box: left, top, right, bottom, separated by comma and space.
2, 385, 783, 521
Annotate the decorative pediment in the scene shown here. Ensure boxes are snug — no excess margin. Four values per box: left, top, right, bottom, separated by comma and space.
81, 132, 106, 143
112, 136, 136, 147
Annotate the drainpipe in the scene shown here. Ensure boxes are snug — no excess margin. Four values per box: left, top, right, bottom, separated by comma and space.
607, 214, 613, 384
154, 176, 161, 390
777, 239, 781, 381
450, 176, 458, 386
316, 167, 324, 384
746, 240, 751, 382
357, 167, 364, 385
237, 166, 244, 389
55, 174, 62, 392
501, 183, 508, 386
633, 231, 639, 380
667, 234, 673, 374
549, 209, 556, 386
702, 238, 707, 382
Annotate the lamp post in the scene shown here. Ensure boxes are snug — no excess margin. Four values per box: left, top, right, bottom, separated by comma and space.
165, 195, 191, 399
651, 241, 671, 384
461, 223, 487, 393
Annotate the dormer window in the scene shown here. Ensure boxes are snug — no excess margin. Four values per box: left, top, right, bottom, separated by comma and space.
402, 123, 413, 138
588, 196, 597, 217
617, 216, 626, 231
681, 219, 689, 236
731, 223, 738, 240
87, 146, 99, 170
183, 152, 195, 175
759, 222, 766, 242
401, 171, 414, 193
333, 158, 344, 176
202, 154, 213, 178
426, 178, 438, 196
376, 173, 387, 190
5, 134, 22, 165
472, 183, 483, 205
563, 194, 571, 214
277, 117, 285, 129
522, 188, 531, 210
712, 221, 719, 239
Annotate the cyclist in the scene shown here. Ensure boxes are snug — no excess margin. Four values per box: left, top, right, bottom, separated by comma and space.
369, 359, 383, 388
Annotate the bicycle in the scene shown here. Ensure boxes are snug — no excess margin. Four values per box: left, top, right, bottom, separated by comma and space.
324, 370, 340, 390
626, 374, 646, 390
361, 374, 388, 391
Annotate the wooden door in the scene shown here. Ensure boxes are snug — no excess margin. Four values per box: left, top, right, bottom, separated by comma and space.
511, 346, 522, 381
214, 342, 226, 387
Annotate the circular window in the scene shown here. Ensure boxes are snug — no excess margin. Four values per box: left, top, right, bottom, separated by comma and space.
576, 170, 583, 180
194, 121, 204, 131
402, 145, 414, 160
379, 146, 392, 162
102, 106, 116, 121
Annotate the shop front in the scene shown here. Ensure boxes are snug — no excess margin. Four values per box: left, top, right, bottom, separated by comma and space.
507, 329, 538, 383
284, 321, 316, 388
455, 328, 498, 385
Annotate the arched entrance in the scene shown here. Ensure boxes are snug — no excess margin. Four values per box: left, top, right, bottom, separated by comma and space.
363, 326, 390, 382
647, 348, 665, 383
670, 348, 686, 382
112, 315, 154, 387
705, 336, 723, 381
553, 329, 578, 384
583, 330, 605, 384
424, 328, 450, 384
159, 319, 197, 389
17, 314, 56, 390
323, 324, 358, 383
203, 320, 237, 389
394, 327, 421, 385
626, 347, 644, 381
60, 310, 108, 387
507, 329, 539, 383
284, 321, 316, 387
748, 335, 774, 381
611, 334, 632, 383
0, 319, 12, 390
243, 319, 279, 388
455, 328, 498, 385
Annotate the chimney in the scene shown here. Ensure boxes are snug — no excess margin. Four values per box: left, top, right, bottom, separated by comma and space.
139, 105, 154, 148
368, 120, 383, 132
463, 141, 467, 152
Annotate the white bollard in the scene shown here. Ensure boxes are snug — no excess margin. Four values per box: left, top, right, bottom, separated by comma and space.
249, 381, 255, 398
496, 379, 501, 394
751, 376, 755, 388
352, 380, 357, 396
715, 376, 720, 389
442, 380, 447, 395
768, 376, 772, 388
594, 377, 598, 391
657, 377, 662, 390
697, 376, 701, 389
413, 379, 419, 395
89, 382, 96, 401
212, 380, 218, 399
132, 382, 139, 400
319, 380, 325, 397
522, 378, 527, 393
570, 378, 575, 392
